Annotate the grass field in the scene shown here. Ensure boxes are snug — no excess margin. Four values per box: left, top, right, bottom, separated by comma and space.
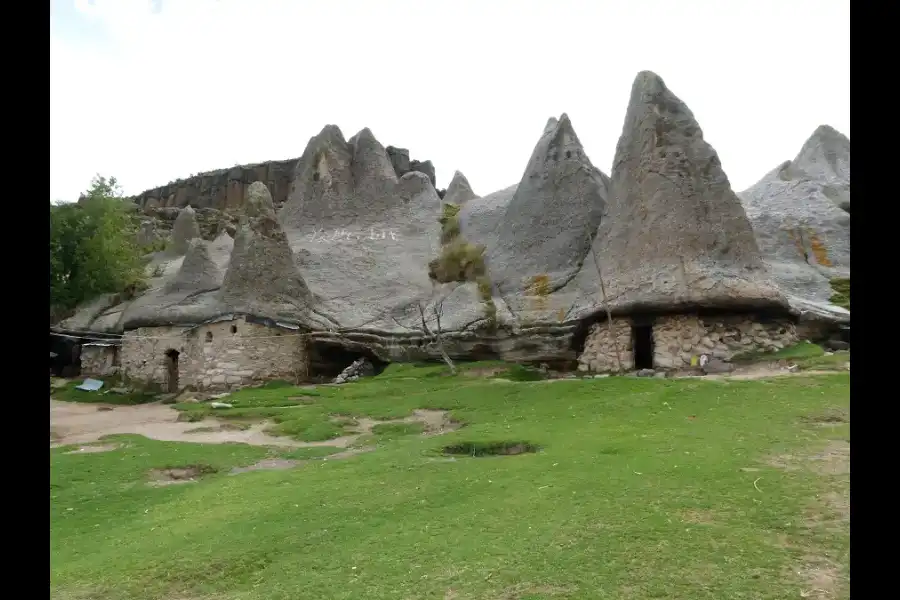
50, 363, 850, 600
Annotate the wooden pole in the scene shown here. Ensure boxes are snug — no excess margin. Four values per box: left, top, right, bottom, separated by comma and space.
588, 235, 623, 372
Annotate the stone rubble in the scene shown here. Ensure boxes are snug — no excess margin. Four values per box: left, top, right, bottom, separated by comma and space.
333, 358, 375, 384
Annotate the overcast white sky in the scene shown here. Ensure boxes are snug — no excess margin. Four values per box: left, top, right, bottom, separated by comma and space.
50, 0, 849, 203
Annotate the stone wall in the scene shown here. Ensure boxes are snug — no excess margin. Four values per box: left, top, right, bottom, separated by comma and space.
120, 317, 308, 391
577, 319, 635, 372
80, 344, 120, 377
578, 313, 798, 373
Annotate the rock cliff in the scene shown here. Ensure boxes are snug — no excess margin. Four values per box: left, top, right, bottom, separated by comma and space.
739, 125, 851, 320
62, 69, 850, 367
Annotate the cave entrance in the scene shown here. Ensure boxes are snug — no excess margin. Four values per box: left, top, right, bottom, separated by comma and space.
631, 323, 654, 370
307, 342, 388, 381
164, 349, 180, 393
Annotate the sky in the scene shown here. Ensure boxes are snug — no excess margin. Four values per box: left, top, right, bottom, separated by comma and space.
49, 0, 850, 203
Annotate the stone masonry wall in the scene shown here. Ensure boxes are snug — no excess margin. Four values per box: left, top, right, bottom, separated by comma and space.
578, 313, 798, 373
577, 319, 635, 373
120, 317, 308, 391
80, 345, 120, 377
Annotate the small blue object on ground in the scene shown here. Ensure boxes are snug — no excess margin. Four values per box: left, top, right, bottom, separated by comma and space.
75, 378, 104, 392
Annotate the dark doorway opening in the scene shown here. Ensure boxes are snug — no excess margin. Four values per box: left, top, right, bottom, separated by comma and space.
50, 335, 82, 377
631, 324, 654, 370
307, 342, 388, 381
164, 349, 180, 393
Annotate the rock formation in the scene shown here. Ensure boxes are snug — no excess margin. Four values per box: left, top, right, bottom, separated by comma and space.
243, 181, 276, 219
489, 114, 609, 292
443, 171, 478, 206
137, 207, 238, 247
130, 158, 297, 212
739, 125, 850, 310
164, 239, 223, 294
221, 186, 312, 317
386, 146, 437, 188
588, 71, 786, 314
279, 125, 444, 331
61, 69, 848, 370
171, 206, 201, 254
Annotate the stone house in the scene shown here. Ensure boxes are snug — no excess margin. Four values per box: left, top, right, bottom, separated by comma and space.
119, 315, 309, 392
577, 311, 798, 373
80, 342, 121, 377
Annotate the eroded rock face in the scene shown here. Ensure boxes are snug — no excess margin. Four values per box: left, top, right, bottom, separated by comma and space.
243, 181, 276, 220
590, 71, 786, 314
164, 239, 223, 294
279, 124, 444, 331
220, 214, 312, 316
66, 74, 845, 368
739, 125, 850, 307
171, 206, 201, 255
489, 114, 609, 293
385, 146, 437, 188
443, 171, 478, 206
130, 158, 298, 212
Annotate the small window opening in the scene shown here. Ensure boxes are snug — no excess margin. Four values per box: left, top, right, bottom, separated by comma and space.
565, 150, 572, 159
313, 171, 320, 182
205, 331, 213, 343
231, 325, 238, 334
631, 323, 654, 370
164, 349, 180, 393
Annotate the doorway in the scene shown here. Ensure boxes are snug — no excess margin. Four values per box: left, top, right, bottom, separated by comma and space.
631, 323, 654, 370
164, 349, 180, 393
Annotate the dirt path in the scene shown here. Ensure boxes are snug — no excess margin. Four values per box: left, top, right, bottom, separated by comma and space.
50, 399, 304, 448
50, 400, 457, 451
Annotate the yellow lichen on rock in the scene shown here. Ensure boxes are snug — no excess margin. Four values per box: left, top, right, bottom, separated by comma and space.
809, 232, 832, 267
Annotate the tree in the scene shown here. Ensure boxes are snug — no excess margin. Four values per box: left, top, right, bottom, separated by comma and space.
50, 175, 145, 318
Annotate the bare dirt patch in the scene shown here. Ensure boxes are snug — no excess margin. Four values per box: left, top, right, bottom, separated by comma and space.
462, 367, 508, 378
800, 408, 849, 426
50, 399, 305, 449
147, 464, 216, 486
796, 556, 841, 600
63, 444, 120, 455
229, 459, 301, 475
680, 509, 717, 525
51, 399, 460, 456
807, 440, 850, 476
764, 437, 849, 599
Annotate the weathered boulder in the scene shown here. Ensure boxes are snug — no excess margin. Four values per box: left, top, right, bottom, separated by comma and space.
171, 206, 201, 255
587, 71, 786, 314
384, 145, 437, 188
739, 125, 850, 312
243, 181, 276, 220
490, 114, 609, 293
164, 239, 223, 294
220, 213, 312, 317
443, 171, 478, 206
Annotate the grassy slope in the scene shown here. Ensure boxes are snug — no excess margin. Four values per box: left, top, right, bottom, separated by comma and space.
50, 365, 849, 600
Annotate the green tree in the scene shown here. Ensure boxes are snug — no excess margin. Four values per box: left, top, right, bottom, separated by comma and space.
50, 175, 144, 317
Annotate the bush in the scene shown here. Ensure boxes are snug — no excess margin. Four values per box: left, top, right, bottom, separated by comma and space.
50, 176, 145, 314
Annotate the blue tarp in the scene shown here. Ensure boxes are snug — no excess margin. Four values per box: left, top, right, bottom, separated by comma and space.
75, 378, 104, 392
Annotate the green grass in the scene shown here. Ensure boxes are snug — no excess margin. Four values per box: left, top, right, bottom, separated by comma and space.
371, 421, 425, 441
829, 277, 850, 310
279, 446, 345, 460
731, 342, 849, 373
51, 364, 849, 600
52, 379, 158, 405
